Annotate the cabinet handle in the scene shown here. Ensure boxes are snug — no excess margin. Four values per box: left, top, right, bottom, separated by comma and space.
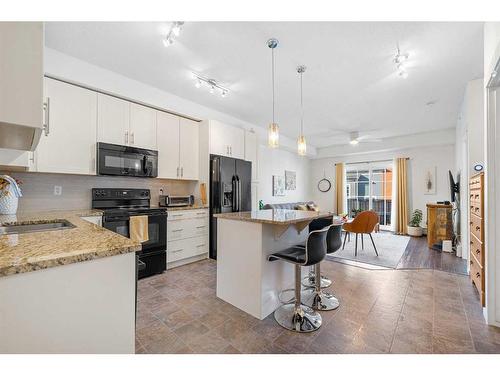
196, 212, 206, 215
130, 132, 135, 145
125, 131, 129, 144
196, 225, 206, 229
29, 152, 35, 163
172, 229, 183, 232
43, 97, 50, 136
172, 249, 184, 253
196, 244, 206, 248
176, 167, 179, 177
181, 167, 184, 177
172, 214, 183, 217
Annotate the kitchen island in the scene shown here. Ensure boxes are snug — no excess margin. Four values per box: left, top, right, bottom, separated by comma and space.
0, 210, 140, 354
214, 209, 334, 320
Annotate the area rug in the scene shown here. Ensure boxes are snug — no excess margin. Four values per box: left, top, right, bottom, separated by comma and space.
328, 231, 410, 269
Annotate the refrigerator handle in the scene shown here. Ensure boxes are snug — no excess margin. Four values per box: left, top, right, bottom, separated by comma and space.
237, 176, 242, 212
232, 176, 237, 211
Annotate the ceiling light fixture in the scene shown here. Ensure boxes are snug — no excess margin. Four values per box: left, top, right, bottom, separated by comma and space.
191, 72, 230, 97
267, 38, 279, 148
297, 65, 307, 156
349, 131, 360, 145
163, 21, 184, 47
394, 45, 409, 79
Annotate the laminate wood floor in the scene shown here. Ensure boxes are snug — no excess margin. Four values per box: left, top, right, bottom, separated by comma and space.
136, 258, 500, 354
396, 236, 468, 275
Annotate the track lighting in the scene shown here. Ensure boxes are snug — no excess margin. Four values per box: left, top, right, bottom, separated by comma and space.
163, 21, 184, 47
191, 72, 230, 97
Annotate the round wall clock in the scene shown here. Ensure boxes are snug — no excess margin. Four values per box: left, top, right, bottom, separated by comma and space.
317, 178, 332, 193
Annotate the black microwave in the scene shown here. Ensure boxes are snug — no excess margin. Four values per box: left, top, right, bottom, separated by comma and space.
97, 142, 158, 178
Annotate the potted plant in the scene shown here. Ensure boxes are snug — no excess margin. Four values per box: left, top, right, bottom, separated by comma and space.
407, 209, 423, 237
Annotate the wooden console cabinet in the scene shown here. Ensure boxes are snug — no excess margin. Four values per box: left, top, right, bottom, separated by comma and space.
469, 172, 485, 306
426, 203, 453, 249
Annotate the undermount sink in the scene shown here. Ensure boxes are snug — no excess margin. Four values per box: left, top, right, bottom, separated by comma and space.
0, 219, 76, 235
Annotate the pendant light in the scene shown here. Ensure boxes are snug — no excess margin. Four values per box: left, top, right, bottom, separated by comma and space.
297, 65, 307, 156
267, 38, 279, 148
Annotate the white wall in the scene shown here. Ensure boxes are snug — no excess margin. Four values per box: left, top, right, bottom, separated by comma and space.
310, 144, 455, 227
257, 145, 311, 205
484, 22, 500, 327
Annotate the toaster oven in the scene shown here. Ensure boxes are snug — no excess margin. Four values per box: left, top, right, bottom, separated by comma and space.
159, 195, 195, 207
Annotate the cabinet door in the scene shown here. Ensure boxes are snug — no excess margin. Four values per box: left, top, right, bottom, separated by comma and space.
0, 23, 43, 136
245, 131, 258, 181
97, 93, 130, 146
209, 120, 229, 156
36, 78, 97, 175
179, 118, 199, 180
157, 111, 180, 179
228, 126, 245, 159
129, 103, 157, 150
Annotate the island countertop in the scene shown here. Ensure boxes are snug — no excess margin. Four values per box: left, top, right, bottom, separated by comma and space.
0, 209, 141, 277
214, 209, 334, 225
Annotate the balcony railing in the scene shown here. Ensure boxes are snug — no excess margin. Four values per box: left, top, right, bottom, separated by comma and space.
346, 197, 392, 226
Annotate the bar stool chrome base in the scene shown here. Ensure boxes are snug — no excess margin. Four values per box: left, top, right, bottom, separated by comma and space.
301, 274, 332, 289
302, 288, 340, 311
274, 303, 322, 332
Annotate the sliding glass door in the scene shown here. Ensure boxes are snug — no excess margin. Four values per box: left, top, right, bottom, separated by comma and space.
345, 160, 393, 230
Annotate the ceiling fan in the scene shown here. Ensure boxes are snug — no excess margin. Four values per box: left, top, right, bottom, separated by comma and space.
347, 131, 383, 145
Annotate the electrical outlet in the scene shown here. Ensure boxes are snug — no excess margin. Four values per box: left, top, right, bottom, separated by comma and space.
54, 185, 62, 196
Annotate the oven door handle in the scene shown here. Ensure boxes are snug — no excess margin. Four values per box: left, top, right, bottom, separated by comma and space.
104, 216, 129, 222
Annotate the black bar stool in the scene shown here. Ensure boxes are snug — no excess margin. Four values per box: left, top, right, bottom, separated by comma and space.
302, 222, 342, 288
302, 224, 342, 311
268, 227, 329, 332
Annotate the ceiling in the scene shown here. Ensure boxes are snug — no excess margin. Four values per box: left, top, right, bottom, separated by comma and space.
44, 22, 483, 148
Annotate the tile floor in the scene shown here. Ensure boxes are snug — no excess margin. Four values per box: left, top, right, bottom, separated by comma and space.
136, 259, 500, 354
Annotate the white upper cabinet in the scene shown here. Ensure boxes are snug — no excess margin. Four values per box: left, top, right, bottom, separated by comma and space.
97, 94, 130, 146
157, 112, 199, 180
157, 111, 180, 179
179, 118, 199, 180
244, 130, 258, 181
129, 103, 157, 150
209, 120, 244, 159
0, 22, 44, 150
35, 78, 97, 175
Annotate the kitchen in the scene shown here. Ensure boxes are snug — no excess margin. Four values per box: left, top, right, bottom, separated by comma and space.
0, 21, 261, 354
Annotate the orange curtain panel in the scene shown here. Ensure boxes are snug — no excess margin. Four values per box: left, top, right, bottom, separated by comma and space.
395, 158, 409, 235
335, 163, 345, 214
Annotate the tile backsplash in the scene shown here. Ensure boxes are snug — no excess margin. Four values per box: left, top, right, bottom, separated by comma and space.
1, 171, 198, 212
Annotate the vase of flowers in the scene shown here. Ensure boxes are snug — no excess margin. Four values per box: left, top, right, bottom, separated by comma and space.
0, 175, 23, 215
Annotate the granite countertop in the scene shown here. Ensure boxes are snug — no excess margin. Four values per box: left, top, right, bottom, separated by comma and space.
214, 209, 334, 225
0, 209, 141, 277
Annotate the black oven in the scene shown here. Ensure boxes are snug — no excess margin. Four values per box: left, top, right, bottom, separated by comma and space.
92, 188, 167, 279
97, 142, 158, 177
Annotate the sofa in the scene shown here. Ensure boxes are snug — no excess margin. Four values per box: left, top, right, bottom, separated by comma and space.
263, 201, 333, 231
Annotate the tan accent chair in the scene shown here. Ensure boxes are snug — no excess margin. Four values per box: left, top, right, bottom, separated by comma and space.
342, 210, 379, 256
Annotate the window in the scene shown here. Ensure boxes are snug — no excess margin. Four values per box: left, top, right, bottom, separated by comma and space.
345, 161, 393, 228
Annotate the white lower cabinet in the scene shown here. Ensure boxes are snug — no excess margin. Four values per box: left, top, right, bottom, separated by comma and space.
167, 209, 208, 267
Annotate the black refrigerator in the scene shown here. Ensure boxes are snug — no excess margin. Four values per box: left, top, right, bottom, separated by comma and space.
209, 154, 252, 259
